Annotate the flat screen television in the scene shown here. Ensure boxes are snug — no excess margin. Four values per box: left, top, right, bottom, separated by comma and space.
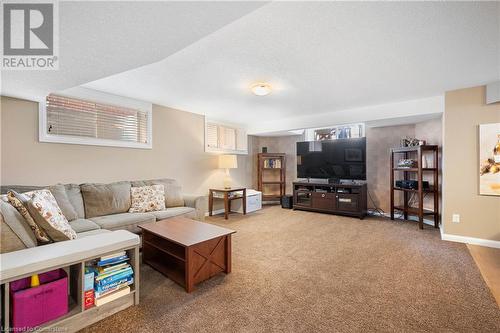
296, 138, 366, 180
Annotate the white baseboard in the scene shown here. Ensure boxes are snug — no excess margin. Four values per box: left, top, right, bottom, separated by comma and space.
440, 231, 500, 249
368, 211, 437, 226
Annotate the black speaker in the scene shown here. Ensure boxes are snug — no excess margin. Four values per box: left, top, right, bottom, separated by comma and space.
281, 195, 293, 209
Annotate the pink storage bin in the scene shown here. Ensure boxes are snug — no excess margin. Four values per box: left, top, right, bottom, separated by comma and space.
10, 269, 69, 330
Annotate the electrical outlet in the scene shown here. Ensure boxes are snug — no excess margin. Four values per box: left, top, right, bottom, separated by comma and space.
452, 214, 460, 223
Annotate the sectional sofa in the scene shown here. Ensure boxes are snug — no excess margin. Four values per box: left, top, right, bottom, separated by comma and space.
0, 178, 206, 254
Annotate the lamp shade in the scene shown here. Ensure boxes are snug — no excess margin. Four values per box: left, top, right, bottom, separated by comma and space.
218, 155, 238, 169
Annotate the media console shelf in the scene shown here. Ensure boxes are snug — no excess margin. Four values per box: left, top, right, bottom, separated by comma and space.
293, 182, 367, 219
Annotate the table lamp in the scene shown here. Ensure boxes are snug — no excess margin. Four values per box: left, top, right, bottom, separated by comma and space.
219, 155, 238, 189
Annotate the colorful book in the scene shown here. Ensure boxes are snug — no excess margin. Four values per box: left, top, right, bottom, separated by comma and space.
97, 255, 129, 267
95, 276, 134, 293
84, 290, 95, 310
97, 262, 129, 274
96, 268, 133, 285
95, 286, 130, 307
84, 270, 95, 291
95, 280, 133, 299
100, 251, 126, 261
95, 265, 132, 280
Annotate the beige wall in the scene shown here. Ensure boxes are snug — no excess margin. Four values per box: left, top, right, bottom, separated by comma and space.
0, 97, 253, 196
250, 134, 304, 195
415, 116, 443, 211
443, 86, 500, 241
365, 118, 442, 213
366, 124, 415, 213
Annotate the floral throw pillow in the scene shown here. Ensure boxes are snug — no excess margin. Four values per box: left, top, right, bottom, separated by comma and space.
129, 185, 166, 213
7, 191, 51, 244
26, 189, 77, 242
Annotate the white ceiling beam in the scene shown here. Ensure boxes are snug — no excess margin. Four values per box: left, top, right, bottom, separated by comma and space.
247, 95, 444, 135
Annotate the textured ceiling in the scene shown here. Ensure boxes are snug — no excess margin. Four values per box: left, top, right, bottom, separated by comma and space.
2, 2, 499, 133
0, 1, 267, 100
83, 1, 499, 131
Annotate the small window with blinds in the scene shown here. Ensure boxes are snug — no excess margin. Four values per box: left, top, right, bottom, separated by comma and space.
40, 94, 152, 149
205, 120, 247, 154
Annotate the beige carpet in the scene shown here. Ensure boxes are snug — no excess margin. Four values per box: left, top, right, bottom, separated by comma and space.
83, 206, 500, 332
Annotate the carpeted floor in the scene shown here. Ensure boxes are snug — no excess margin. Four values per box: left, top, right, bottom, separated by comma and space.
83, 206, 500, 332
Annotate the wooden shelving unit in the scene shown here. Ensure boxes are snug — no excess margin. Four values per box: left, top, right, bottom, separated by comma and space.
257, 153, 286, 201
0, 231, 140, 333
390, 145, 439, 229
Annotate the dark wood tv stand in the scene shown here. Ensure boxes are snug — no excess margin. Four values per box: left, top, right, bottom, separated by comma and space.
292, 181, 367, 219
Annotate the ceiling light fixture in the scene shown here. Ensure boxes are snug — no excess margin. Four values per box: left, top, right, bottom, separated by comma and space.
251, 82, 272, 96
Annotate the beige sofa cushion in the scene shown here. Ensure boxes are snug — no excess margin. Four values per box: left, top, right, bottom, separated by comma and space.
132, 179, 184, 208
27, 190, 77, 242
69, 219, 101, 233
80, 182, 131, 218
90, 212, 155, 233
148, 207, 196, 221
49, 184, 79, 221
65, 184, 86, 219
0, 199, 37, 249
0, 216, 27, 253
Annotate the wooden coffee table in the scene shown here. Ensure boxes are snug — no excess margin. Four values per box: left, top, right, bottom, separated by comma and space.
139, 217, 236, 293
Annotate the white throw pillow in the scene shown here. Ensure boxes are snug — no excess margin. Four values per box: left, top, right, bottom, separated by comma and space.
26, 189, 77, 241
129, 185, 166, 213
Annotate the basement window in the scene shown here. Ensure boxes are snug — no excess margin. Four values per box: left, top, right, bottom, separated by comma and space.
39, 94, 152, 149
314, 124, 365, 140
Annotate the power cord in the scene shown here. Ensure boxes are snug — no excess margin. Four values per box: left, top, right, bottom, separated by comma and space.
367, 190, 386, 217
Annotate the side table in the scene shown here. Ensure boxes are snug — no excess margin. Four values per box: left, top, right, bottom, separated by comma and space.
209, 188, 246, 220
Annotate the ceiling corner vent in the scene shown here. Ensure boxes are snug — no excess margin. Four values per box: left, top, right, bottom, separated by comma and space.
486, 81, 500, 104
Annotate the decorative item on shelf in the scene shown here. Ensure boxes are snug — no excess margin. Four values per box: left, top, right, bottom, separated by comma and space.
419, 140, 426, 146
262, 147, 268, 153
30, 274, 40, 287
218, 154, 238, 189
397, 159, 417, 168
400, 137, 421, 147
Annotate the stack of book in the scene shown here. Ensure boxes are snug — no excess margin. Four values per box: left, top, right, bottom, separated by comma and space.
93, 251, 134, 307
264, 159, 281, 168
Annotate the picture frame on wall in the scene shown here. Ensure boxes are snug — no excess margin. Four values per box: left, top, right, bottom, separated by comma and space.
479, 122, 500, 196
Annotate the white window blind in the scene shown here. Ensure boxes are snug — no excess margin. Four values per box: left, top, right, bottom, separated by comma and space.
205, 120, 247, 154
206, 122, 219, 148
236, 128, 247, 151
45, 94, 149, 144
219, 126, 236, 150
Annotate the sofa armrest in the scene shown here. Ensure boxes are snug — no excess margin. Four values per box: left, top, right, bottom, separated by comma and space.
183, 194, 207, 221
